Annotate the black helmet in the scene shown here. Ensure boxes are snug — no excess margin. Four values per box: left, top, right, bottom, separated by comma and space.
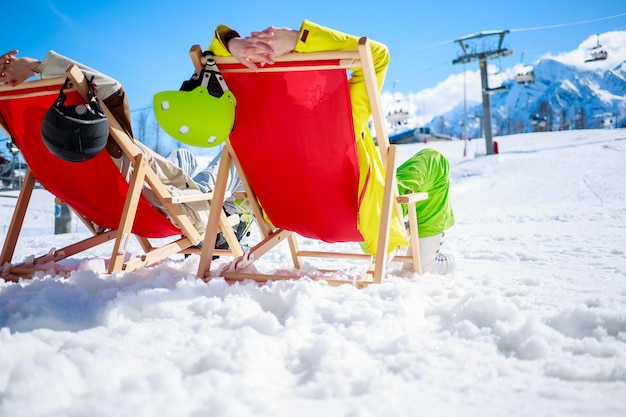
41, 76, 109, 162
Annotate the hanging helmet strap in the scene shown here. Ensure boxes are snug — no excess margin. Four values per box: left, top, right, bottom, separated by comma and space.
54, 75, 105, 115
53, 77, 71, 108
200, 51, 230, 99
86, 76, 106, 115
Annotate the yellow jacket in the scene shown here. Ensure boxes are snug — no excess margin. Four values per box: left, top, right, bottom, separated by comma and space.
208, 20, 407, 255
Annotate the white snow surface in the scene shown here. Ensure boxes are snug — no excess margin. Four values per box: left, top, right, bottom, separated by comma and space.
1, 129, 625, 417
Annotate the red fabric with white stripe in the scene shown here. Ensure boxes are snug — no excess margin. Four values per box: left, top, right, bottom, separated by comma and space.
0, 82, 180, 238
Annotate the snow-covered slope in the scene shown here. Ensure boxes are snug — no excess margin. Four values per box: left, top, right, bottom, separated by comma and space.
1, 129, 625, 417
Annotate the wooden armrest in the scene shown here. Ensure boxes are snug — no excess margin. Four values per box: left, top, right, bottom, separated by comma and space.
396, 192, 428, 204
233, 191, 247, 200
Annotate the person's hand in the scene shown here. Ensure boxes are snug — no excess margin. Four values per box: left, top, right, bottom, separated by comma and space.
0, 50, 18, 85
227, 37, 274, 71
0, 50, 40, 86
249, 26, 299, 58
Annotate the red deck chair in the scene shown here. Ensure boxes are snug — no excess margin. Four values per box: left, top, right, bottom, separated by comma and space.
0, 65, 242, 281
192, 38, 428, 286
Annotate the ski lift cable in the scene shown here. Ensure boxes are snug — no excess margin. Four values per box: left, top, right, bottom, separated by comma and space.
510, 12, 626, 33
404, 11, 626, 53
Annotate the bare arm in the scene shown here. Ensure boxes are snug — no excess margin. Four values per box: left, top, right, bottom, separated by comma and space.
227, 37, 275, 70
222, 26, 299, 71
249, 26, 299, 58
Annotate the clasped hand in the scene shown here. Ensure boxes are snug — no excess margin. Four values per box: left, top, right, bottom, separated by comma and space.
228, 26, 299, 71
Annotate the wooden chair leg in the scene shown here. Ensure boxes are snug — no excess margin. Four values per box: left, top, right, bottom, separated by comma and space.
0, 168, 36, 266
407, 201, 422, 274
198, 147, 233, 278
373, 145, 399, 284
108, 154, 149, 273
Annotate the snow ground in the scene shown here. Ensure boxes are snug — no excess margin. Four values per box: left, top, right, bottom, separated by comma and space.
0, 128, 625, 417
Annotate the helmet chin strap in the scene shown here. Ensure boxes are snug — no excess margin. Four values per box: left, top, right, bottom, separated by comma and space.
55, 74, 105, 116
200, 52, 230, 99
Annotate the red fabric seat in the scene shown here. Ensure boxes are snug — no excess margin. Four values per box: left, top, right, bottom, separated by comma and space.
0, 82, 180, 238
222, 63, 363, 243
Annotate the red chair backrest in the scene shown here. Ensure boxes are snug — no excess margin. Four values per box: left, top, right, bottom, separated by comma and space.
0, 81, 180, 238
222, 62, 364, 242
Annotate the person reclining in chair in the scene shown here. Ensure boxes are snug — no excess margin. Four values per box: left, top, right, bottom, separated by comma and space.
0, 49, 252, 249
211, 20, 456, 274
1, 20, 455, 274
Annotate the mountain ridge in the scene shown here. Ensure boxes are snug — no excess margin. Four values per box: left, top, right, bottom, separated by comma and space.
427, 37, 626, 138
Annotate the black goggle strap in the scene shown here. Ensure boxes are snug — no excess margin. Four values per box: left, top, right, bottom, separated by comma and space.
200, 51, 230, 99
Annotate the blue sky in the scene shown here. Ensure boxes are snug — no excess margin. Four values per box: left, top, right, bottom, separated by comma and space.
3, 1, 626, 111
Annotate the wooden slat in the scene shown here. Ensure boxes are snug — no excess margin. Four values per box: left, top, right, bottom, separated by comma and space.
296, 250, 372, 261
396, 192, 428, 204
222, 271, 372, 288
0, 76, 67, 98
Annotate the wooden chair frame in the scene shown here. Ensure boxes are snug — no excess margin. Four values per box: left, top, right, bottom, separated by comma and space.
0, 65, 243, 281
191, 38, 427, 287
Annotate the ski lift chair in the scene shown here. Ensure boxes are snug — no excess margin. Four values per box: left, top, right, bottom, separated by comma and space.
515, 68, 535, 85
585, 34, 609, 63
515, 52, 535, 85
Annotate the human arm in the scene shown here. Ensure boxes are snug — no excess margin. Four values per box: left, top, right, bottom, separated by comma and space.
292, 20, 390, 133
245, 21, 390, 133
207, 24, 275, 71
0, 49, 121, 100
207, 20, 390, 97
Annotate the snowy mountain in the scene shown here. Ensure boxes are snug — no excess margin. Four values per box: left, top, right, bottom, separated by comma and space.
426, 31, 626, 139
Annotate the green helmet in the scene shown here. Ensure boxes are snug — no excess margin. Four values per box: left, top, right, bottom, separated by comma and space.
154, 54, 236, 147
154, 86, 236, 148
